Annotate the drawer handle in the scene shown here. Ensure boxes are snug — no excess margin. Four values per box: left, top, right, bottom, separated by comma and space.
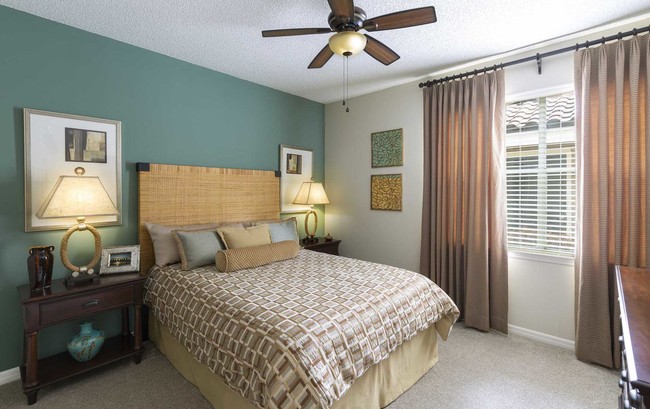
83, 300, 100, 307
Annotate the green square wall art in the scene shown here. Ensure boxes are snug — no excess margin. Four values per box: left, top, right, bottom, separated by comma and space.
371, 128, 403, 168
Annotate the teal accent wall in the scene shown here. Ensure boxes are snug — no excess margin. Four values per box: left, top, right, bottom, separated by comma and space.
0, 6, 324, 372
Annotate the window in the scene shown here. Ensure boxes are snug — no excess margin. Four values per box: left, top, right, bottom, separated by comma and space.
505, 92, 576, 257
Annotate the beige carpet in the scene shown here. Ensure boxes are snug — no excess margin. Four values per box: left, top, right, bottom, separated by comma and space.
0, 325, 617, 409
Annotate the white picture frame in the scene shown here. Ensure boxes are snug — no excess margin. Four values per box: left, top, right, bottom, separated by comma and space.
100, 245, 140, 274
24, 109, 122, 231
280, 145, 313, 213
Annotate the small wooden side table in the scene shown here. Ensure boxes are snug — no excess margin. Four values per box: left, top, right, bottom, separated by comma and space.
301, 237, 341, 255
17, 273, 146, 405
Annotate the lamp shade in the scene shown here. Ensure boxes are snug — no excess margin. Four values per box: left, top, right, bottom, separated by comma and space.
37, 175, 119, 219
328, 31, 367, 56
292, 181, 330, 205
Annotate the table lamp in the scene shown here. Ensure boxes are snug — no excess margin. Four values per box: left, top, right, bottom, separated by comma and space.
37, 166, 119, 285
292, 178, 330, 243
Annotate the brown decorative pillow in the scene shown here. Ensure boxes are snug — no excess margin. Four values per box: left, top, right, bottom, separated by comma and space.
145, 222, 219, 266
217, 225, 271, 249
215, 240, 300, 273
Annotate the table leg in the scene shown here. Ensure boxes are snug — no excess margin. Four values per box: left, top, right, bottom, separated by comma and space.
134, 305, 142, 350
121, 307, 129, 337
134, 304, 142, 364
22, 333, 27, 369
24, 332, 38, 389
26, 391, 38, 405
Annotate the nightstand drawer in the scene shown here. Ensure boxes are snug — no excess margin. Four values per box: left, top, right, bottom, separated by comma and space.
312, 243, 339, 255
40, 286, 133, 326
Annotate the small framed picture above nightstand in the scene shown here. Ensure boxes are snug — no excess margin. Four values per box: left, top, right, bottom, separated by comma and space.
301, 237, 341, 256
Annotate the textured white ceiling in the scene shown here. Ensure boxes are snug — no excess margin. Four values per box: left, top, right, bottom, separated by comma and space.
2, 0, 650, 103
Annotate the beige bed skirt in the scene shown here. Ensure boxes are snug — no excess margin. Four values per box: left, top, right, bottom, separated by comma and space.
149, 313, 440, 409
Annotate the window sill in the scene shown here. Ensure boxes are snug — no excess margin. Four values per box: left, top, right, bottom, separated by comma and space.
508, 251, 574, 266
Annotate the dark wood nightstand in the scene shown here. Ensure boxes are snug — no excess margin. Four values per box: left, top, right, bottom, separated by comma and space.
17, 273, 146, 405
301, 237, 341, 255
616, 266, 650, 408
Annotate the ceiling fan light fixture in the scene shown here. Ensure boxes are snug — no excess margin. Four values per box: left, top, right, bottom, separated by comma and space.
328, 31, 367, 56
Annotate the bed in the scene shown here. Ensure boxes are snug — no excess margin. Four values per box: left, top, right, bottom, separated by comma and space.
137, 163, 459, 409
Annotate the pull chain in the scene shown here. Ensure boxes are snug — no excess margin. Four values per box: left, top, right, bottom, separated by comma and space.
346, 56, 350, 113
342, 56, 347, 109
343, 55, 350, 113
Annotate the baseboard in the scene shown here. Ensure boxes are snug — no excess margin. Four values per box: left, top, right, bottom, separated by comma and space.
0, 366, 20, 386
508, 324, 575, 350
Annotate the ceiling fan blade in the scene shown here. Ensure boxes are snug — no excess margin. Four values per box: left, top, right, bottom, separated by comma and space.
364, 35, 400, 65
363, 6, 437, 32
308, 45, 335, 69
262, 28, 332, 37
327, 0, 354, 19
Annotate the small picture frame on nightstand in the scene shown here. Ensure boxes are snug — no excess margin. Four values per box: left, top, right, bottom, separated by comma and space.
100, 245, 140, 274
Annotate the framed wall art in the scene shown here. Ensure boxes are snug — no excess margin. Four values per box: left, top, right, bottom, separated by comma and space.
371, 128, 403, 168
280, 145, 313, 213
100, 245, 140, 274
371, 174, 402, 211
24, 109, 122, 231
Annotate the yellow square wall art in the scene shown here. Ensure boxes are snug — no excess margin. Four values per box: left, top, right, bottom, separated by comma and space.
371, 174, 402, 211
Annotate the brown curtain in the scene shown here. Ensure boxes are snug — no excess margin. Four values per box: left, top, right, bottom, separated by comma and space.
574, 34, 650, 369
420, 71, 509, 333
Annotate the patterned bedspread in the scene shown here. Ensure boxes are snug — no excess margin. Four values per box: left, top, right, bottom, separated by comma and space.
145, 249, 459, 409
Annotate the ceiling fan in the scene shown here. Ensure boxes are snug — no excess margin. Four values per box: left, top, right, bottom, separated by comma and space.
262, 0, 437, 69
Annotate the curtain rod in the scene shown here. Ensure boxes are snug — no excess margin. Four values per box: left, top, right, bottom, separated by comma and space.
418, 24, 650, 88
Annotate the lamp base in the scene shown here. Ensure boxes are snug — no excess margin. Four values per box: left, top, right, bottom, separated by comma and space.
64, 273, 98, 287
302, 236, 318, 244
303, 209, 318, 240
60, 217, 103, 287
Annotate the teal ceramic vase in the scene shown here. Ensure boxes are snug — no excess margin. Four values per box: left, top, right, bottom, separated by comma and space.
67, 321, 105, 362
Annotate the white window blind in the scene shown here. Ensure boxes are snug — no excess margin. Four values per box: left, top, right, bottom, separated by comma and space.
505, 93, 576, 256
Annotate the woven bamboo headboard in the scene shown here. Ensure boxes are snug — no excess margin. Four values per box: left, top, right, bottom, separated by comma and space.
137, 163, 280, 274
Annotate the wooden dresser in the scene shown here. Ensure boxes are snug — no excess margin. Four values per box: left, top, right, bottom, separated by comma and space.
616, 266, 650, 409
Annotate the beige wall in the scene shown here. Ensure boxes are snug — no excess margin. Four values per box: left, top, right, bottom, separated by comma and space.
508, 254, 575, 344
325, 17, 650, 345
325, 84, 423, 272
325, 62, 576, 343
503, 51, 575, 345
